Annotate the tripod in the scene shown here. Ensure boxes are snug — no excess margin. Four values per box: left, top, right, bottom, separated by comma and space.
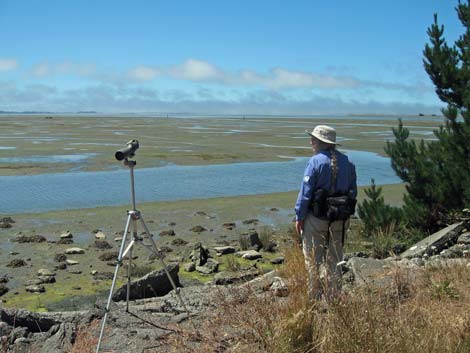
96, 158, 190, 353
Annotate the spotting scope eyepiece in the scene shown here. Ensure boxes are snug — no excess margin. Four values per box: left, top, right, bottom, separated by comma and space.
115, 139, 139, 161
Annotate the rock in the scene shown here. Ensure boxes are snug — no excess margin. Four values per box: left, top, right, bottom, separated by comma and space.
0, 284, 9, 296
168, 222, 176, 226
270, 277, 289, 297
270, 257, 285, 265
55, 263, 67, 270
242, 218, 259, 225
190, 225, 207, 233
112, 263, 180, 301
25, 279, 43, 286
57, 238, 74, 245
159, 229, 176, 236
54, 253, 67, 262
60, 231, 73, 239
439, 244, 465, 258
196, 259, 219, 274
94, 240, 112, 249
93, 272, 114, 280
222, 222, 236, 230
214, 269, 259, 285
65, 260, 79, 266
1, 217, 15, 224
38, 276, 56, 284
98, 252, 119, 261
346, 257, 405, 287
240, 231, 262, 250
13, 234, 46, 243
0, 274, 9, 283
94, 231, 106, 240
214, 246, 236, 255
6, 259, 27, 268
0, 222, 12, 229
189, 242, 209, 266
401, 222, 464, 258
65, 248, 85, 255
171, 238, 188, 246
37, 269, 56, 277
25, 285, 45, 293
184, 263, 196, 272
237, 250, 262, 260
42, 323, 76, 353
458, 232, 470, 245
270, 208, 279, 211
194, 211, 208, 216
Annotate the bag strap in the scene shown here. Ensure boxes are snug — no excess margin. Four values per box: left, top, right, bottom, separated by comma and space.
330, 150, 337, 195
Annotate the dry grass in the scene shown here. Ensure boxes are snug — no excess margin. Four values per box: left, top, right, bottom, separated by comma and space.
70, 241, 470, 353
163, 243, 470, 353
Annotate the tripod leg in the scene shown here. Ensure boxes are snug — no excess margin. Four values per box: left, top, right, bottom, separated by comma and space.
138, 217, 192, 317
96, 214, 132, 353
127, 218, 138, 312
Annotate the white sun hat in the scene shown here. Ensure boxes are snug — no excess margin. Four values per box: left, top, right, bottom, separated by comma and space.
305, 125, 340, 145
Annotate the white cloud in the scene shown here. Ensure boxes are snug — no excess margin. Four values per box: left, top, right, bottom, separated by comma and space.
31, 61, 96, 78
169, 59, 223, 81
128, 65, 160, 81
0, 59, 18, 72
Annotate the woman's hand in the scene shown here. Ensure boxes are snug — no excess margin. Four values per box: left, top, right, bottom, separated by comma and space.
295, 220, 304, 235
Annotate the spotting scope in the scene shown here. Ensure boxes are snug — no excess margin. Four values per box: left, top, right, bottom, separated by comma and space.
115, 139, 139, 161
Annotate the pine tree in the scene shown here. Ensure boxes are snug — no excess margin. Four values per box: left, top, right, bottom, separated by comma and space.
357, 179, 404, 237
385, 2, 470, 233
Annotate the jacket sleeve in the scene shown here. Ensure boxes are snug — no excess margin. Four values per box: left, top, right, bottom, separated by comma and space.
349, 163, 357, 199
295, 159, 316, 221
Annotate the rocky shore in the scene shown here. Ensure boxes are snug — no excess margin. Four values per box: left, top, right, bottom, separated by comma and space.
0, 215, 469, 352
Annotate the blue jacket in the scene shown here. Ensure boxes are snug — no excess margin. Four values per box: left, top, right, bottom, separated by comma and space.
295, 150, 357, 221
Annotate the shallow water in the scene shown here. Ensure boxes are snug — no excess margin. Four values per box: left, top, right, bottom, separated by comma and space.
0, 150, 400, 214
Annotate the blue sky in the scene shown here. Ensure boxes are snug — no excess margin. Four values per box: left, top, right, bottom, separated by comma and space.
0, 0, 464, 115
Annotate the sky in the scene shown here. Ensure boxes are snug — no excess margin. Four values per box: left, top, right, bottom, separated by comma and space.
0, 0, 465, 115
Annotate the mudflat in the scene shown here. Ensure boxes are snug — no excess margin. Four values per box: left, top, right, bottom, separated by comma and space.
0, 114, 421, 311
0, 114, 442, 176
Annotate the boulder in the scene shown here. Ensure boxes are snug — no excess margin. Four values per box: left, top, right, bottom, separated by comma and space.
401, 222, 464, 258
59, 231, 73, 239
38, 276, 56, 284
213, 246, 236, 255
196, 258, 219, 274
57, 238, 74, 245
222, 222, 236, 230
190, 225, 207, 233
270, 277, 289, 297
54, 254, 67, 262
94, 231, 106, 240
65, 248, 85, 255
214, 269, 259, 285
237, 250, 262, 260
98, 252, 119, 262
0, 284, 9, 296
112, 263, 180, 301
240, 231, 262, 250
37, 269, 56, 277
189, 243, 209, 266
94, 240, 112, 249
13, 234, 46, 243
65, 260, 79, 266
458, 232, 470, 245
159, 229, 176, 236
171, 238, 188, 246
25, 285, 45, 293
6, 259, 27, 268
270, 257, 285, 265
